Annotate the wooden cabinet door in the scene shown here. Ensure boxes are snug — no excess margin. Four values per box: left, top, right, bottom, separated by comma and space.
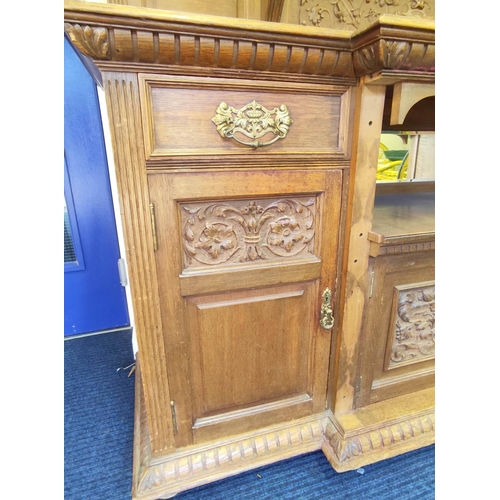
355, 250, 435, 408
148, 168, 342, 447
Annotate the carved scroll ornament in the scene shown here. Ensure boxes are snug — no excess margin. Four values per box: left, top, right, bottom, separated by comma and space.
387, 284, 435, 368
212, 101, 293, 149
299, 0, 435, 31
181, 197, 316, 269
64, 23, 109, 59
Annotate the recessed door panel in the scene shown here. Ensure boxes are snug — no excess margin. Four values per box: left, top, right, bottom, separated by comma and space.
188, 282, 313, 416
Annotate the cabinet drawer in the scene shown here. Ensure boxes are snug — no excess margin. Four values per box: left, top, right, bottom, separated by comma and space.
138, 74, 352, 162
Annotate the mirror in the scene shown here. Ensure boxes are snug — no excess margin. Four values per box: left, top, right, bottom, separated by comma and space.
377, 86, 435, 184
378, 131, 435, 182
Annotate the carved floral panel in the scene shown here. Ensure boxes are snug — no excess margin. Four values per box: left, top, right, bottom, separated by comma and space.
180, 197, 317, 270
385, 281, 435, 369
298, 0, 435, 32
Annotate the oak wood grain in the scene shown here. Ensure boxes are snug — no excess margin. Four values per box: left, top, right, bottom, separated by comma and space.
179, 260, 321, 297
355, 251, 435, 408
102, 71, 175, 456
330, 80, 386, 415
138, 73, 352, 160
370, 192, 435, 239
148, 168, 342, 448
64, 4, 435, 496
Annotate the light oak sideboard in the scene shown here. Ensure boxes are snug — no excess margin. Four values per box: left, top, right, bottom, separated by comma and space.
64, 3, 435, 498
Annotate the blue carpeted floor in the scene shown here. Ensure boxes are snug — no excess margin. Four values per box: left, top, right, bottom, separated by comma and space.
64, 329, 435, 499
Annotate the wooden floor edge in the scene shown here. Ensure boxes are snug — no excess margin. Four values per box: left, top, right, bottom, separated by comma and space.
131, 367, 434, 499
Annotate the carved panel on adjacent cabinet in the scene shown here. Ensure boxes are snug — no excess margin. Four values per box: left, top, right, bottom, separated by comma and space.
385, 281, 435, 370
355, 250, 435, 408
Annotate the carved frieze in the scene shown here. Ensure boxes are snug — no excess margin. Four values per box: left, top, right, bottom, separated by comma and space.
63, 3, 355, 79
377, 241, 435, 256
353, 38, 435, 76
64, 2, 434, 80
298, 0, 435, 32
385, 282, 435, 369
181, 197, 316, 269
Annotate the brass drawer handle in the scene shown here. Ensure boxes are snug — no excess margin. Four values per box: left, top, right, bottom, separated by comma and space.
320, 287, 334, 330
212, 100, 293, 149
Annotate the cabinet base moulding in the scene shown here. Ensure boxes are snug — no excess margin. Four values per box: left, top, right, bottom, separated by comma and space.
132, 364, 435, 500
321, 410, 435, 472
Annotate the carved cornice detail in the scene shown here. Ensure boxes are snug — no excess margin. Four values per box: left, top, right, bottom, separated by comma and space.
63, 5, 354, 80
64, 3, 434, 80
64, 23, 109, 59
299, 0, 435, 32
353, 39, 434, 75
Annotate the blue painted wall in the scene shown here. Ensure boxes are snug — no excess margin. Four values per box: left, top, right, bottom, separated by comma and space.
64, 36, 130, 336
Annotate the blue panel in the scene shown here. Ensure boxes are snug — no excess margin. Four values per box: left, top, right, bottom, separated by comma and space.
64, 36, 130, 336
64, 154, 86, 272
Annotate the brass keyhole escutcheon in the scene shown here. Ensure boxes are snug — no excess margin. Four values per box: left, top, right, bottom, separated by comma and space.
320, 287, 334, 330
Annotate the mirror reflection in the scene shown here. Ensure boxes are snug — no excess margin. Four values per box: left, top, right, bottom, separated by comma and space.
377, 131, 435, 182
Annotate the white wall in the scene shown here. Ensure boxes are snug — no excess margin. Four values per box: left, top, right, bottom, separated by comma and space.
414, 133, 435, 179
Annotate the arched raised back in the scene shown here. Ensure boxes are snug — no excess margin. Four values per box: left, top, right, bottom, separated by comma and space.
390, 82, 435, 126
